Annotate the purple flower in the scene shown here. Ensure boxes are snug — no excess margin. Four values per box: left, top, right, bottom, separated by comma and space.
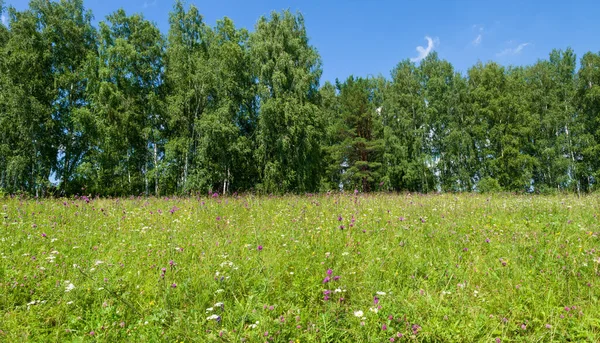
89, 331, 95, 336
373, 296, 379, 305
327, 269, 333, 276
171, 283, 177, 288
495, 338, 501, 343
41, 233, 47, 238
545, 324, 552, 329
338, 215, 343, 221
322, 276, 331, 284
382, 324, 387, 331
564, 306, 570, 311
257, 245, 263, 251
333, 275, 341, 281
463, 247, 468, 252
323, 295, 330, 301
169, 260, 175, 267
485, 238, 490, 243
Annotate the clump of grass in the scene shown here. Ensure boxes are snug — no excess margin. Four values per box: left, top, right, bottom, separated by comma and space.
1, 193, 599, 342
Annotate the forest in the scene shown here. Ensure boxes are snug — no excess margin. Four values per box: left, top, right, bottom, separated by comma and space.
1, 0, 600, 196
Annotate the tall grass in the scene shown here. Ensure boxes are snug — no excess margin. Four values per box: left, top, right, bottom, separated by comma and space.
1, 193, 599, 342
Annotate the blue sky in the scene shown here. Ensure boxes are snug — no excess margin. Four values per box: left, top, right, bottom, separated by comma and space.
3, 0, 599, 83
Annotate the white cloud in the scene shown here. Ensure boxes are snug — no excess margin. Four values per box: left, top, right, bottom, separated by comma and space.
471, 25, 484, 46
1, 14, 7, 26
143, 0, 157, 9
497, 42, 530, 56
411, 36, 438, 62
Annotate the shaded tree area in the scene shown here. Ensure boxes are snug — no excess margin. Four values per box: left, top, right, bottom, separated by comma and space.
1, 1, 599, 195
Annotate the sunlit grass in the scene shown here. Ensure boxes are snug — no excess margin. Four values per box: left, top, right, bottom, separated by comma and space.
1, 193, 599, 342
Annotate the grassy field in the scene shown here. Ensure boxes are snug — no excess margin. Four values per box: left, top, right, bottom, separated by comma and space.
1, 193, 600, 342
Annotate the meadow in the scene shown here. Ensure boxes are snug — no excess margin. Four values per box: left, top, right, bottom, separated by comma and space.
1, 193, 600, 342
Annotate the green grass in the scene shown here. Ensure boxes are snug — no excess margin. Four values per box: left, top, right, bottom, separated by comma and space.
1, 193, 600, 342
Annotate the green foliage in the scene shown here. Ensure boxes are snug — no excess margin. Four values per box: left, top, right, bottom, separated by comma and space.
477, 176, 502, 193
1, 2, 600, 195
251, 10, 323, 193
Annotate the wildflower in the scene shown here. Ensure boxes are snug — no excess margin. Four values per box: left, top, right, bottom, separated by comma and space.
376, 291, 386, 296
171, 283, 177, 288
64, 281, 75, 292
327, 269, 333, 276
485, 238, 490, 243
495, 339, 501, 343
89, 331, 95, 336
215, 302, 224, 308
564, 306, 570, 311
338, 215, 343, 221
333, 275, 341, 281
41, 233, 47, 238
257, 245, 263, 251
545, 324, 552, 329
373, 296, 379, 305
207, 314, 221, 321
323, 276, 331, 284
354, 310, 364, 317
382, 324, 387, 331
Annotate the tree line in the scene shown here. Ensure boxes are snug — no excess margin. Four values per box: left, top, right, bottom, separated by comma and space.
1, 0, 600, 196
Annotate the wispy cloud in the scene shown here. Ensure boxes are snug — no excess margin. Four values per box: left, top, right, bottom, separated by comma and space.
143, 0, 157, 9
471, 25, 484, 46
411, 36, 438, 62
497, 42, 530, 56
